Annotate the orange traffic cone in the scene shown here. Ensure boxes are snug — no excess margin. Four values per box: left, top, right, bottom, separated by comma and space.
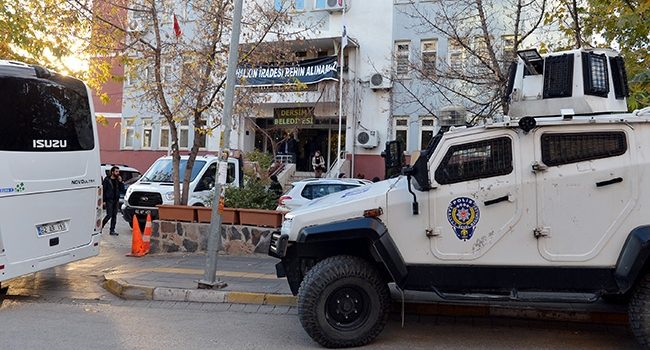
141, 213, 152, 255
127, 215, 146, 257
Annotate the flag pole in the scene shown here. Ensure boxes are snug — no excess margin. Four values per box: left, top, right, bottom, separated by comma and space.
336, 1, 346, 178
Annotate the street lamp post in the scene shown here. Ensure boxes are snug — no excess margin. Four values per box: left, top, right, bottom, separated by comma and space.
198, 0, 244, 289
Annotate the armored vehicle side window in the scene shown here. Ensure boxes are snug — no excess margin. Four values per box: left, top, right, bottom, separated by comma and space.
435, 137, 512, 185
543, 53, 574, 98
541, 132, 627, 166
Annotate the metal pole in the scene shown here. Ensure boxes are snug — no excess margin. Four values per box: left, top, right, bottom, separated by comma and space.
198, 0, 244, 289
336, 5, 346, 178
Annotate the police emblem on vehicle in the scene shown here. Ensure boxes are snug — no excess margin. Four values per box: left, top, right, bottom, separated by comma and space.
447, 197, 480, 241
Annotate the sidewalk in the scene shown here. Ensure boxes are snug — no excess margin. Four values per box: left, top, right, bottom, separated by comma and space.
102, 219, 629, 326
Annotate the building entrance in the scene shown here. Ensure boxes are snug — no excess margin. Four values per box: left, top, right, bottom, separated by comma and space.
253, 117, 346, 173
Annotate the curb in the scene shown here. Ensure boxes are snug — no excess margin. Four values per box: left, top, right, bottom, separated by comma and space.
102, 277, 628, 325
102, 277, 297, 306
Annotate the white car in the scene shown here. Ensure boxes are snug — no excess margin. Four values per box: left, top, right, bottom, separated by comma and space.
276, 178, 372, 212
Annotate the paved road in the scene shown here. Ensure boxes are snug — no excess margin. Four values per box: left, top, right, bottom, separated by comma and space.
0, 297, 640, 350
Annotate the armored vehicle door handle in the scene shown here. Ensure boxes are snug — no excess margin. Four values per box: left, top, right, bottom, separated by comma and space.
596, 177, 623, 188
484, 195, 509, 206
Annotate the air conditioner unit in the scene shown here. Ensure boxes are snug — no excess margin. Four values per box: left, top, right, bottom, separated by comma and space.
356, 129, 380, 149
315, 0, 347, 12
369, 73, 392, 90
439, 105, 467, 127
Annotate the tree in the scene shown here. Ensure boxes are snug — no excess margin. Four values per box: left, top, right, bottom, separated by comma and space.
0, 0, 90, 75
544, 0, 649, 109
394, 0, 547, 120
584, 0, 649, 109
75, 0, 297, 205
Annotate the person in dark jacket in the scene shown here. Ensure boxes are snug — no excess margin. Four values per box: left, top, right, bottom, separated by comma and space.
268, 175, 283, 200
278, 133, 298, 163
102, 166, 125, 235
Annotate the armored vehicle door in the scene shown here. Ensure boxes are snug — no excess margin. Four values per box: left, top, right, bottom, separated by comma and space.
533, 126, 637, 262
429, 130, 524, 260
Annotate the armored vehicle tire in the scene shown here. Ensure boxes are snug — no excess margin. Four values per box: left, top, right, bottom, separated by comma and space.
297, 255, 390, 348
629, 273, 650, 347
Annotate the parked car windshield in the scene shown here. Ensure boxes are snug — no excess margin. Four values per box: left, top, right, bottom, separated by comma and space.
141, 159, 206, 183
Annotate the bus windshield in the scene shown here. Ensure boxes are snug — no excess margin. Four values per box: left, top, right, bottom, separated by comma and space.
141, 159, 207, 183
0, 75, 94, 152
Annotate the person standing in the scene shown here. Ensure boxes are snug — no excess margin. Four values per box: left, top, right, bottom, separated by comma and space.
268, 175, 283, 200
311, 150, 326, 178
279, 133, 298, 163
102, 166, 124, 236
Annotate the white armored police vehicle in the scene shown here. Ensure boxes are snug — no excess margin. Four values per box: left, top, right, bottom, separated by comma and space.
268, 47, 650, 348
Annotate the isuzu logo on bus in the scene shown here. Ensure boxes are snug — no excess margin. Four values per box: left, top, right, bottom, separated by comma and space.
32, 139, 68, 148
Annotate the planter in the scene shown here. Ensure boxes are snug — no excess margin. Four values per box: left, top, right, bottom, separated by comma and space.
157, 205, 197, 222
238, 208, 283, 228
196, 207, 239, 225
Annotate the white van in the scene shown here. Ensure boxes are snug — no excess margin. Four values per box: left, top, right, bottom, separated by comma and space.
122, 155, 242, 227
0, 60, 102, 285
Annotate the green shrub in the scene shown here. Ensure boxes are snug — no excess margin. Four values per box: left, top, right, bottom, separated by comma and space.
245, 149, 274, 171
224, 178, 277, 210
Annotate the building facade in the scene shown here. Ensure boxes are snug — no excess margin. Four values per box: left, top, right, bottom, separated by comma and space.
96, 0, 544, 178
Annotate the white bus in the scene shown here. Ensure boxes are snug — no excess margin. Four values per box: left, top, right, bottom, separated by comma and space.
0, 60, 103, 288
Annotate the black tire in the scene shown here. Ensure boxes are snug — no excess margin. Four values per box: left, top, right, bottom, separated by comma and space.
629, 273, 650, 348
298, 255, 390, 348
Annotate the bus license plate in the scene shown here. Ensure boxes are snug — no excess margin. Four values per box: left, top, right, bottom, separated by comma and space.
37, 220, 69, 236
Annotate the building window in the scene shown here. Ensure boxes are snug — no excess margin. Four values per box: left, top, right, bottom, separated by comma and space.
163, 64, 173, 83
195, 118, 208, 149
448, 39, 466, 72
473, 36, 491, 74
122, 118, 135, 149
159, 118, 170, 149
276, 0, 304, 11
179, 119, 189, 149
420, 116, 436, 149
142, 118, 153, 148
395, 41, 410, 78
143, 66, 152, 83
393, 116, 409, 150
421, 39, 438, 78
501, 35, 516, 64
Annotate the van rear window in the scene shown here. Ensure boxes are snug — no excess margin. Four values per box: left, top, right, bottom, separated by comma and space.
0, 76, 94, 152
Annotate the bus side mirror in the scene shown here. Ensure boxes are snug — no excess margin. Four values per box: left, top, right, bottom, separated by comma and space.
381, 141, 404, 179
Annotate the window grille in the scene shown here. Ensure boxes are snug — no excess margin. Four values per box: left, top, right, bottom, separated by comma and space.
609, 56, 629, 99
435, 137, 513, 184
582, 52, 609, 97
541, 132, 627, 166
543, 54, 574, 98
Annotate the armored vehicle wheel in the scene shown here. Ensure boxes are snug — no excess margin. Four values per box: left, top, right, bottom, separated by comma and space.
297, 255, 390, 348
629, 273, 650, 347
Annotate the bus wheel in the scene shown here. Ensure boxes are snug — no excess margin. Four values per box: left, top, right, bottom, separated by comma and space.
298, 255, 390, 348
0, 284, 8, 295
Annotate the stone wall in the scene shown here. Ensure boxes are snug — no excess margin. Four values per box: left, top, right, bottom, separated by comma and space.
151, 220, 274, 255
